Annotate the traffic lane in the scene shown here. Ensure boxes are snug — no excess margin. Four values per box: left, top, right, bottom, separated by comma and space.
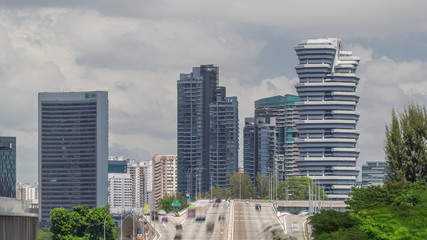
241, 201, 285, 240
212, 201, 231, 240
180, 201, 215, 240
282, 213, 308, 240
233, 201, 247, 240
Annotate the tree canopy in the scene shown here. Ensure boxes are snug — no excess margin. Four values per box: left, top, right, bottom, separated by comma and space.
228, 173, 256, 199
385, 103, 427, 182
50, 206, 115, 240
276, 176, 327, 200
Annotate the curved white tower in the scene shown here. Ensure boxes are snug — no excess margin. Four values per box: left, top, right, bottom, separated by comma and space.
294, 38, 360, 200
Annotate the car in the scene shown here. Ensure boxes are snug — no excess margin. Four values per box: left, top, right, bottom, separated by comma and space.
245, 200, 250, 204
255, 204, 262, 211
218, 215, 225, 221
215, 198, 221, 203
158, 209, 167, 215
206, 222, 215, 233
161, 216, 168, 223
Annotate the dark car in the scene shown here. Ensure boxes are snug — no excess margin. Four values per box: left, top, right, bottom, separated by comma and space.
255, 204, 262, 211
206, 222, 215, 233
215, 198, 221, 203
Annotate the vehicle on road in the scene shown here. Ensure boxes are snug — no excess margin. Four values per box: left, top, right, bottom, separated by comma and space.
161, 216, 168, 223
195, 207, 206, 222
158, 209, 167, 215
255, 204, 262, 211
245, 200, 250, 204
206, 222, 215, 233
218, 215, 225, 222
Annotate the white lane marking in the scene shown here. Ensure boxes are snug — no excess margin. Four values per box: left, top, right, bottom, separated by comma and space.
282, 215, 288, 235
302, 218, 309, 240
292, 223, 299, 231
227, 200, 235, 240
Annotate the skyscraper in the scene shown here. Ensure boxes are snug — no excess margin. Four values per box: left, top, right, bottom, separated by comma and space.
243, 117, 276, 184
361, 161, 387, 187
0, 137, 16, 198
209, 96, 239, 188
294, 38, 360, 200
253, 94, 300, 181
38, 91, 108, 227
177, 64, 238, 197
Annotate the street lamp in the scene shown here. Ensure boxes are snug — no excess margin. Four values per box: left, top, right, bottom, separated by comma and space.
103, 214, 110, 240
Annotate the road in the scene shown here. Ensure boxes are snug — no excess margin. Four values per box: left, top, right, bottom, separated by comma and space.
155, 199, 232, 240
154, 200, 289, 240
279, 212, 309, 240
233, 201, 286, 240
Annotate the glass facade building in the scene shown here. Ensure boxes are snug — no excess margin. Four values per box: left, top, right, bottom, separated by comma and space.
0, 137, 16, 198
209, 96, 239, 188
254, 94, 300, 181
294, 38, 360, 200
361, 161, 387, 187
38, 91, 108, 227
243, 117, 276, 184
177, 65, 238, 197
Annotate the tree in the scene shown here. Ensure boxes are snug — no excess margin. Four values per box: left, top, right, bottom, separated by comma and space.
385, 103, 427, 182
228, 173, 256, 199
346, 181, 427, 211
276, 176, 327, 200
50, 206, 115, 240
309, 210, 361, 236
158, 192, 188, 212
256, 174, 270, 198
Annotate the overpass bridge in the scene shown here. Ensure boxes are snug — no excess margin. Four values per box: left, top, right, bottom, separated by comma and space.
273, 200, 348, 214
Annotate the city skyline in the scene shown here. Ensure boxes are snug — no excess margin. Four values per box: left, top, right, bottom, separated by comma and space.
0, 1, 427, 184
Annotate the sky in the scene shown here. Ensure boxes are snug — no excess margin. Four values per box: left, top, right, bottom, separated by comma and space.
1, 0, 427, 184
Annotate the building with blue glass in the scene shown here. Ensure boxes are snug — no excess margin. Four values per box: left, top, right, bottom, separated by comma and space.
294, 38, 360, 200
253, 94, 300, 181
0, 137, 16, 198
38, 91, 108, 227
361, 161, 387, 187
243, 117, 276, 184
177, 65, 238, 197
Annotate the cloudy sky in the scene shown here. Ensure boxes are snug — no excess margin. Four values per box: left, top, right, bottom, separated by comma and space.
1, 1, 427, 183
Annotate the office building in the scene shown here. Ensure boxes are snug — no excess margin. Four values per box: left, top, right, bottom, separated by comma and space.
243, 117, 276, 184
361, 161, 387, 187
0, 137, 16, 198
294, 38, 360, 200
177, 64, 239, 197
152, 154, 178, 208
38, 91, 108, 227
108, 156, 128, 173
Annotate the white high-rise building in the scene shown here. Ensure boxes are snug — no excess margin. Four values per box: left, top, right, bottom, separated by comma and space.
16, 183, 39, 208
38, 91, 108, 227
128, 160, 152, 211
108, 173, 132, 213
294, 38, 360, 200
152, 154, 178, 208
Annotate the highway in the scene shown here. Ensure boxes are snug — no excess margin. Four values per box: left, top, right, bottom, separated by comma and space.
233, 201, 286, 240
154, 199, 290, 240
279, 212, 309, 240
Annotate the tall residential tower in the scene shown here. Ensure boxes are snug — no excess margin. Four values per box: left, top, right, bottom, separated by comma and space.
294, 38, 360, 200
177, 65, 238, 197
38, 91, 108, 227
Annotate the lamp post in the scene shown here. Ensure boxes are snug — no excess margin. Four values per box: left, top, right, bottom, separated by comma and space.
103, 214, 110, 240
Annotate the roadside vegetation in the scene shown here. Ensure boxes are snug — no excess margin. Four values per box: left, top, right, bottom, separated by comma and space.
310, 103, 427, 240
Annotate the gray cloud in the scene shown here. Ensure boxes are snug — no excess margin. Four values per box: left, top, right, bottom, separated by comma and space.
0, 1, 426, 183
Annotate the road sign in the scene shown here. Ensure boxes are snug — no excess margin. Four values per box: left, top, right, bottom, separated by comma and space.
172, 200, 181, 207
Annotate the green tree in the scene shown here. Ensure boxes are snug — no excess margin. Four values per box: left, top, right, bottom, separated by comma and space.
158, 192, 188, 212
228, 173, 256, 199
210, 186, 232, 199
50, 206, 115, 240
256, 174, 270, 198
385, 103, 427, 182
346, 181, 427, 211
276, 176, 327, 200
38, 230, 53, 240
309, 210, 361, 236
